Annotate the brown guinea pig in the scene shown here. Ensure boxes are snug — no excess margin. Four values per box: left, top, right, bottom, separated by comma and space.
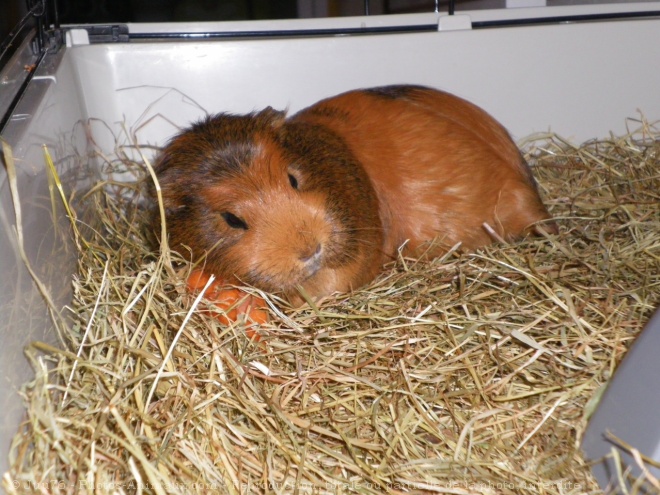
151, 85, 556, 305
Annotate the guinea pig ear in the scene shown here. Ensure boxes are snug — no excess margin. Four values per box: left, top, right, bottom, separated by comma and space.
257, 106, 287, 129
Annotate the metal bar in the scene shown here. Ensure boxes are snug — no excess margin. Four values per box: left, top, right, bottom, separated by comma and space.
128, 23, 439, 41
125, 10, 660, 43
472, 9, 660, 28
0, 2, 41, 64
0, 48, 47, 134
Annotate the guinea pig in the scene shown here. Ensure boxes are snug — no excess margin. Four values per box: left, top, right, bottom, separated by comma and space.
151, 85, 556, 305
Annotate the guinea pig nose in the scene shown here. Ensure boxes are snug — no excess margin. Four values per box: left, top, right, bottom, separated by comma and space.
300, 243, 322, 262
300, 243, 323, 273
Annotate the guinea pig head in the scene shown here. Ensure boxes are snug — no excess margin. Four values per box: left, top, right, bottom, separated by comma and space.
152, 109, 385, 304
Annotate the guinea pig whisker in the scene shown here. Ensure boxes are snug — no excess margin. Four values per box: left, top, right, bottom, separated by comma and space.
345, 227, 384, 235
189, 237, 225, 271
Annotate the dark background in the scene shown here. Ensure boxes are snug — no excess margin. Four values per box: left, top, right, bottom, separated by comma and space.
1, 0, 624, 59
1, 0, 298, 45
53, 0, 298, 24
1, 0, 463, 47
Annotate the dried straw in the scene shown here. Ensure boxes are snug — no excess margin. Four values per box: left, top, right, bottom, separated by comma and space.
2, 117, 659, 494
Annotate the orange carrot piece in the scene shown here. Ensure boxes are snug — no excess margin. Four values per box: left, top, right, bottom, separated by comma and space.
186, 270, 270, 333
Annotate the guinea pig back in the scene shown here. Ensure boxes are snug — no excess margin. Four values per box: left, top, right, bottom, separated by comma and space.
151, 107, 385, 304
151, 85, 556, 303
291, 85, 557, 257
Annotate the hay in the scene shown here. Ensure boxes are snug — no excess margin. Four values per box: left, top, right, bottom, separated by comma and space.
2, 117, 659, 495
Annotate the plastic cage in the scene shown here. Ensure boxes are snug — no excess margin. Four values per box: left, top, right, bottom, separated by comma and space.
1, 0, 660, 490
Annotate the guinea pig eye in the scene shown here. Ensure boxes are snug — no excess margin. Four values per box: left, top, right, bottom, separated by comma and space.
288, 173, 299, 190
221, 211, 248, 230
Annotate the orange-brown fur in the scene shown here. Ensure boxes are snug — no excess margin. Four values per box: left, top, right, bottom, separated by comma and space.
151, 85, 556, 304
293, 86, 555, 256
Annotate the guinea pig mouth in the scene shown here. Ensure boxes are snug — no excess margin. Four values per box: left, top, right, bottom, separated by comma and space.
240, 246, 325, 294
